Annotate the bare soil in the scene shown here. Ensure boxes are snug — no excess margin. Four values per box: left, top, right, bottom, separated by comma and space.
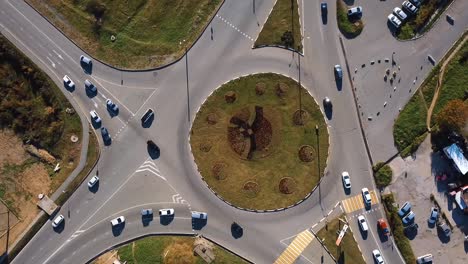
0, 130, 52, 254
298, 145, 315, 162
279, 177, 296, 194
255, 82, 266, 95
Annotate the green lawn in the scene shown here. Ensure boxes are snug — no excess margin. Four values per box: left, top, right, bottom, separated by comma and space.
393, 34, 467, 156
316, 215, 365, 264
254, 0, 303, 52
336, 0, 364, 39
190, 73, 328, 210
27, 0, 221, 69
117, 236, 246, 264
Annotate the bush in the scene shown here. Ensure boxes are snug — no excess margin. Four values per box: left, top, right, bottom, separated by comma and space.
336, 0, 363, 38
382, 194, 416, 264
373, 162, 393, 188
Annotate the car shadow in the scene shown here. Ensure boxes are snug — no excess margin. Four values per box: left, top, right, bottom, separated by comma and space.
86, 89, 98, 98
103, 138, 112, 146
344, 188, 351, 195
343, 0, 355, 5
323, 106, 333, 120
335, 78, 343, 91
142, 215, 154, 227
404, 225, 418, 240
387, 21, 400, 35
321, 13, 328, 25
52, 221, 65, 233
107, 108, 119, 117
80, 62, 92, 75
112, 224, 125, 236
160, 215, 174, 226
89, 182, 99, 193
437, 227, 451, 243
360, 230, 368, 240
64, 83, 75, 93
192, 219, 207, 230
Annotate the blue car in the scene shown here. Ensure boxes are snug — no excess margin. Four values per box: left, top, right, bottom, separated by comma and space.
402, 211, 415, 225
321, 2, 327, 15
101, 127, 111, 144
398, 201, 411, 218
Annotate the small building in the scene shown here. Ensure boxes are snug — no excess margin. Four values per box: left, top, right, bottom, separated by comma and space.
443, 144, 468, 175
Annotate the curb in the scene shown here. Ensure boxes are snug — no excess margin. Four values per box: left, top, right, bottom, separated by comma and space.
24, 0, 226, 72
253, 44, 304, 56
188, 72, 330, 213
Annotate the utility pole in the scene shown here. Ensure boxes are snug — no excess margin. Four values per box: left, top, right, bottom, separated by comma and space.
298, 46, 302, 124
180, 40, 191, 124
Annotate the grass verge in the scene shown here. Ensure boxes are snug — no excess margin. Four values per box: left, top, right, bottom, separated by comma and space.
336, 0, 364, 39
382, 193, 416, 263
190, 73, 329, 210
114, 236, 247, 264
56, 127, 99, 206
397, 0, 453, 40
254, 0, 303, 52
27, 0, 222, 69
394, 32, 467, 156
316, 214, 365, 264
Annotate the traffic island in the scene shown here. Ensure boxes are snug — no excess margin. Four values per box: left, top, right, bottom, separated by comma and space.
336, 0, 364, 39
315, 215, 365, 264
190, 73, 329, 210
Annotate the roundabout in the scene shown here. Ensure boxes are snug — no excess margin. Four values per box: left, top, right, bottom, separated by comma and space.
190, 73, 329, 210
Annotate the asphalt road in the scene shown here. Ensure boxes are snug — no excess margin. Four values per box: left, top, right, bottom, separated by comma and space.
0, 0, 466, 263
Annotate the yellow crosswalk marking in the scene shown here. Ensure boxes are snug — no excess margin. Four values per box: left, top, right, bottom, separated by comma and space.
342, 189, 379, 213
275, 230, 315, 264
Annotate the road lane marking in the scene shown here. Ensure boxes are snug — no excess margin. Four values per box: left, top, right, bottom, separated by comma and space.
46, 56, 56, 68
342, 190, 379, 213
52, 49, 64, 60
274, 230, 314, 264
215, 14, 254, 42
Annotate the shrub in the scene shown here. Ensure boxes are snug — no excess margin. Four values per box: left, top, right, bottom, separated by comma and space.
373, 163, 393, 188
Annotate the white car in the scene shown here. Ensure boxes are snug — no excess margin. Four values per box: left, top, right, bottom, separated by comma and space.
402, 1, 418, 14
90, 110, 102, 124
191, 211, 208, 220
141, 208, 153, 216
388, 14, 402, 28
373, 249, 384, 264
62, 75, 75, 90
393, 7, 408, 21
357, 215, 368, 232
110, 216, 125, 227
347, 6, 363, 17
87, 175, 99, 188
361, 188, 372, 205
106, 99, 119, 112
341, 171, 351, 189
159, 208, 175, 216
52, 214, 64, 228
52, 215, 64, 228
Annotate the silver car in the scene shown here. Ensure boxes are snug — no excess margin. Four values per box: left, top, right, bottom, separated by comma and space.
388, 14, 402, 28
393, 7, 407, 21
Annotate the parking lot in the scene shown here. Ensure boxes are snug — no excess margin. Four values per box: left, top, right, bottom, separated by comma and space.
388, 136, 468, 263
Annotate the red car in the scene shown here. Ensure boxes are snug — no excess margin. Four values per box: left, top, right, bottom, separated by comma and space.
378, 219, 390, 236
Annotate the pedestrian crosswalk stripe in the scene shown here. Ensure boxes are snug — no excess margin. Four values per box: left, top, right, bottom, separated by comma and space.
274, 230, 315, 264
341, 189, 379, 213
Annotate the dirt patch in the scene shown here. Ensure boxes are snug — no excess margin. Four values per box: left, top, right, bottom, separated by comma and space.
164, 239, 195, 264
212, 162, 228, 180
224, 91, 237, 103
276, 82, 288, 98
199, 142, 212, 152
255, 82, 266, 95
243, 181, 259, 198
18, 163, 51, 196
298, 145, 316, 162
92, 250, 118, 264
279, 177, 296, 194
293, 109, 309, 126
206, 113, 218, 125
228, 106, 273, 160
0, 130, 28, 166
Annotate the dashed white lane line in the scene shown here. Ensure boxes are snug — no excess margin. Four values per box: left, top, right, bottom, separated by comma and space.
215, 14, 254, 42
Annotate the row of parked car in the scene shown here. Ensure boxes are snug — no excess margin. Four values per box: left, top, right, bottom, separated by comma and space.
388, 0, 422, 28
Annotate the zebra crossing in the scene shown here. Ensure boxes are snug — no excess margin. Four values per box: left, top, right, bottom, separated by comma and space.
66, 229, 85, 242
135, 160, 166, 181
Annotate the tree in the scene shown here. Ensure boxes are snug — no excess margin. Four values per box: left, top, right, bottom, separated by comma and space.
436, 99, 468, 134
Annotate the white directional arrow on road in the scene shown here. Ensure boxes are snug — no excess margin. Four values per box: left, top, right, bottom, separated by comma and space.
46, 56, 55, 68
52, 49, 64, 60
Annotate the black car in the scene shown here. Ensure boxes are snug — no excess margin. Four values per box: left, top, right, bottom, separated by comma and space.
321, 2, 327, 15
147, 140, 160, 159
101, 127, 111, 145
141, 108, 154, 126
231, 222, 243, 238
409, 0, 421, 7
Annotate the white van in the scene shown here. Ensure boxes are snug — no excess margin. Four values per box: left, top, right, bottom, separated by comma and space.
191, 211, 207, 220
